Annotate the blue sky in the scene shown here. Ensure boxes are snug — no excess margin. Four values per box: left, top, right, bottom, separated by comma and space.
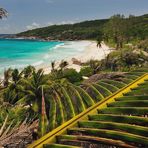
0, 0, 148, 34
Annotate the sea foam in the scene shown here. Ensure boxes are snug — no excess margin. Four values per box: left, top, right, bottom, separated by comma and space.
0, 39, 90, 76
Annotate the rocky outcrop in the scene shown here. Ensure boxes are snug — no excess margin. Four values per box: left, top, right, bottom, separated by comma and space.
72, 58, 82, 65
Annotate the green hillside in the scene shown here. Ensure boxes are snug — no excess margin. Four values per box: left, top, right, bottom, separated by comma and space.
17, 19, 107, 40
17, 14, 148, 40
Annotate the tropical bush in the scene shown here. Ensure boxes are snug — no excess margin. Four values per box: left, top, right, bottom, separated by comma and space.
137, 39, 148, 52
79, 66, 93, 77
62, 68, 82, 83
0, 12, 148, 147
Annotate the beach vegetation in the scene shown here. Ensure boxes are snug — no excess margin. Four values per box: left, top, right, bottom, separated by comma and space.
1, 63, 148, 147
137, 39, 148, 52
103, 14, 126, 50
0, 13, 148, 147
62, 68, 82, 83
80, 66, 93, 77
3, 68, 13, 87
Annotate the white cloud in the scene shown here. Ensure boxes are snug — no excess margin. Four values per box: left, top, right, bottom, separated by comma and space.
45, 21, 75, 27
25, 20, 78, 31
49, 21, 75, 26
60, 21, 75, 25
26, 22, 40, 30
47, 22, 54, 26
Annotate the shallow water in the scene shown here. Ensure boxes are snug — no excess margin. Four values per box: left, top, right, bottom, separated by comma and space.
0, 39, 90, 76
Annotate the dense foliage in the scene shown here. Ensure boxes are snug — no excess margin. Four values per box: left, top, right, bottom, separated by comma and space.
96, 14, 148, 50
2, 63, 146, 147
45, 75, 148, 148
1, 12, 148, 147
17, 19, 107, 40
17, 14, 148, 41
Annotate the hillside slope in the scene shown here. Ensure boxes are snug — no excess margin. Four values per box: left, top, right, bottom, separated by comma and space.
17, 14, 148, 41
17, 19, 107, 40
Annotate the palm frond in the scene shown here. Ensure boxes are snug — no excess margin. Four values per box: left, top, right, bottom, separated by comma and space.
0, 8, 8, 19
0, 115, 8, 136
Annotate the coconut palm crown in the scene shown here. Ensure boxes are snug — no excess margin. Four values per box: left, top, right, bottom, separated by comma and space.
0, 8, 8, 19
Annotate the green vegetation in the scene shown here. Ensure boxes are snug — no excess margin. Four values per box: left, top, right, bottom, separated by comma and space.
100, 79, 126, 88
47, 74, 148, 148
17, 19, 107, 40
17, 14, 148, 73
1, 13, 148, 147
17, 14, 148, 42
56, 135, 135, 148
79, 66, 93, 77
2, 64, 137, 147
89, 114, 148, 126
97, 82, 119, 93
138, 39, 148, 52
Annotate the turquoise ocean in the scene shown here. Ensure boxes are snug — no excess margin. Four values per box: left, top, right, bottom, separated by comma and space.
0, 39, 88, 76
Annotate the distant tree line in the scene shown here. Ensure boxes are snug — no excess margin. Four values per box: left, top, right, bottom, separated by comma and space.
98, 14, 148, 50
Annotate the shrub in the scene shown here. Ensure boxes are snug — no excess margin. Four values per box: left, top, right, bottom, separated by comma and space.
80, 66, 93, 77
62, 68, 82, 83
137, 39, 148, 52
122, 52, 141, 67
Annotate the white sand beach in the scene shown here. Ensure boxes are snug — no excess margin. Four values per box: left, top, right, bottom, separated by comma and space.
43, 41, 111, 73
0, 40, 111, 79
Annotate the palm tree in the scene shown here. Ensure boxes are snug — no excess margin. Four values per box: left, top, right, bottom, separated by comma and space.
88, 59, 101, 74
11, 69, 22, 84
3, 69, 23, 104
51, 61, 56, 72
22, 65, 35, 78
19, 69, 49, 112
97, 37, 102, 48
0, 8, 8, 19
97, 40, 107, 59
59, 60, 68, 71
44, 79, 76, 130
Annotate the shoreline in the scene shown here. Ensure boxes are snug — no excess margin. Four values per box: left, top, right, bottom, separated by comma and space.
0, 40, 112, 79
42, 40, 111, 73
